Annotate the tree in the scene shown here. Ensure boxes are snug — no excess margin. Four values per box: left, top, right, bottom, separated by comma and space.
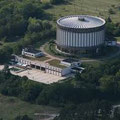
55, 100, 112, 120
50, 0, 66, 5
27, 18, 43, 33
0, 46, 12, 64
2, 64, 10, 74
109, 8, 116, 14
99, 75, 118, 99
15, 115, 32, 120
20, 80, 44, 102
18, 2, 44, 19
106, 17, 112, 22
114, 108, 120, 120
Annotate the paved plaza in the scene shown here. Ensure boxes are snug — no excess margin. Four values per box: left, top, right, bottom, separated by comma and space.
11, 69, 65, 84
0, 65, 66, 84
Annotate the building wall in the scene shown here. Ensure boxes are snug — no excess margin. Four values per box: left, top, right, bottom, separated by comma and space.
61, 61, 71, 67
61, 68, 71, 76
57, 27, 105, 48
22, 51, 43, 58
14, 55, 71, 77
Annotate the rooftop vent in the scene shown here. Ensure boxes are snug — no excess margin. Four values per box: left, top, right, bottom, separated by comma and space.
78, 17, 86, 22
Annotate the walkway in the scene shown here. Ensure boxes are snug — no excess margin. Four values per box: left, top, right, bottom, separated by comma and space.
40, 43, 63, 61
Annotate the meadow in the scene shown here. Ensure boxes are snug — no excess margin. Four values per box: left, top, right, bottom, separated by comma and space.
0, 94, 59, 120
44, 0, 120, 23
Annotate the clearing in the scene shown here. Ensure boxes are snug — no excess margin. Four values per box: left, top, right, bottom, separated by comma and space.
0, 94, 59, 120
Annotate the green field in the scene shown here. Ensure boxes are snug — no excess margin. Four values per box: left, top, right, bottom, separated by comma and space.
44, 0, 120, 23
48, 59, 66, 68
0, 94, 59, 120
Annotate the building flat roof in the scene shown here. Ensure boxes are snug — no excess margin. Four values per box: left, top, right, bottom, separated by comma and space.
24, 47, 42, 54
57, 15, 105, 29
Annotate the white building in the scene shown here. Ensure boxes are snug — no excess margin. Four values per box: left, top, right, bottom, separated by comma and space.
22, 47, 44, 58
56, 15, 106, 54
14, 55, 71, 77
12, 55, 84, 77
61, 58, 81, 67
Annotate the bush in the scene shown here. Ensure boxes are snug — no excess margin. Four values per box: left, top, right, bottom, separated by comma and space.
50, 0, 66, 5
15, 115, 32, 120
109, 8, 116, 14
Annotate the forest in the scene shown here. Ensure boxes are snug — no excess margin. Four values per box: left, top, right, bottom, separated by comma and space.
0, 58, 120, 119
0, 0, 55, 63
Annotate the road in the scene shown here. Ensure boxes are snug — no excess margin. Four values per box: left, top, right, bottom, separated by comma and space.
40, 44, 63, 61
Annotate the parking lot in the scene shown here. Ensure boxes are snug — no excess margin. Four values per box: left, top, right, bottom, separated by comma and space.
11, 69, 65, 84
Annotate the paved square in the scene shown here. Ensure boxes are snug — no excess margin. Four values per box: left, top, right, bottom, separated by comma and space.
11, 69, 65, 84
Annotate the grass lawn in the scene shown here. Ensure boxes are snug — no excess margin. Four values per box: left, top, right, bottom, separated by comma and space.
44, 0, 120, 24
44, 42, 61, 56
116, 37, 120, 42
48, 59, 66, 68
44, 43, 53, 55
0, 94, 59, 120
10, 67, 20, 72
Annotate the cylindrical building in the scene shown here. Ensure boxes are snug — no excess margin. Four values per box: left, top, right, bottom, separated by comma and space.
56, 15, 106, 54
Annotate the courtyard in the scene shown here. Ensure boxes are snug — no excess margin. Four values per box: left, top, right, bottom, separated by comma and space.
11, 68, 65, 84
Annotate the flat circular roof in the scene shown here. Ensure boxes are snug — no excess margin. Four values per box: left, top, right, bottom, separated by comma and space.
57, 15, 105, 29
